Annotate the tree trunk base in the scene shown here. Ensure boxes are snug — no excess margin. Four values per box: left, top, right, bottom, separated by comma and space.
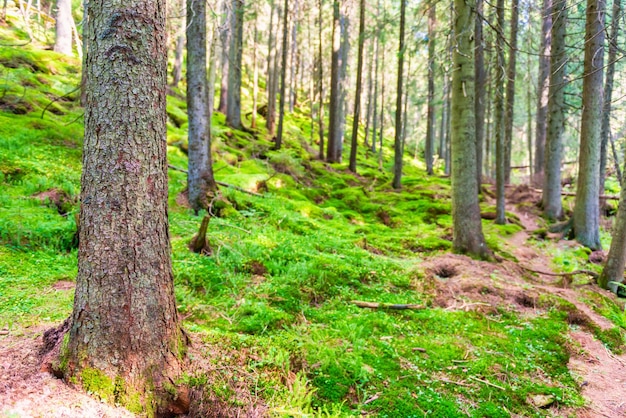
190, 215, 212, 255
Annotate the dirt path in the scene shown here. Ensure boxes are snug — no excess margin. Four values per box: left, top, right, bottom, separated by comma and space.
503, 190, 626, 418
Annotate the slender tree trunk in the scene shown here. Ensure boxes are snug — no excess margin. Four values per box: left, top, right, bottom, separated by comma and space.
54, 0, 73, 55
364, 38, 374, 148
171, 19, 185, 88
251, 19, 259, 128
187, 0, 217, 213
451, 0, 490, 258
504, 0, 519, 184
534, 0, 552, 183
276, 0, 289, 149
208, 20, 219, 112
599, 0, 620, 192
317, 0, 325, 159
378, 20, 386, 168
267, 0, 277, 135
63, 2, 188, 414
610, 131, 622, 186
226, 0, 243, 129
425, 0, 436, 176
392, 0, 406, 189
495, 0, 506, 224
439, 73, 449, 169
269, 6, 282, 136
474, 0, 485, 187
288, 0, 299, 112
337, 9, 349, 160
349, 0, 366, 173
542, 0, 566, 221
218, 0, 230, 114
573, 0, 605, 250
327, 0, 342, 163
371, 16, 380, 154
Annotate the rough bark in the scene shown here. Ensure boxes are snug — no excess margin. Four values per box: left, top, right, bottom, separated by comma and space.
64, 2, 188, 415
371, 13, 380, 154
187, 0, 217, 213
363, 38, 374, 148
392, 0, 406, 190
226, 0, 243, 129
573, 0, 605, 250
534, 0, 552, 183
473, 0, 484, 186
425, 0, 436, 176
451, 0, 490, 259
288, 0, 299, 112
349, 0, 366, 173
542, 0, 566, 221
276, 0, 289, 149
599, 0, 620, 192
54, 0, 73, 55
504, 0, 519, 184
494, 0, 506, 224
327, 0, 342, 163
251, 18, 259, 128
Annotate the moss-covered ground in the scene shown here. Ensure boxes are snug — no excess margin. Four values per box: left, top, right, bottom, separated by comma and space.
1, 18, 625, 418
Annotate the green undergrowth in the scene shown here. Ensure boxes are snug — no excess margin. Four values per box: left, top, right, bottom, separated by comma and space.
0, 22, 621, 417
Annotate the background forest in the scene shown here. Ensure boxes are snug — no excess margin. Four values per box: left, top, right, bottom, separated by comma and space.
2, 0, 626, 416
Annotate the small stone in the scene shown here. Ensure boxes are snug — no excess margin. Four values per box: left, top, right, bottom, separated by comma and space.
528, 394, 555, 408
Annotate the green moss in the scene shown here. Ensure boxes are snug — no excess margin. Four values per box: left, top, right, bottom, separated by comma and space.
81, 368, 116, 402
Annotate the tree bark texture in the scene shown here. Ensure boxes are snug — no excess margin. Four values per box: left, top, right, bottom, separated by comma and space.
317, 0, 325, 159
451, 0, 490, 259
534, 0, 552, 182
267, 0, 277, 135
542, 0, 566, 221
573, 0, 605, 250
392, 0, 406, 190
54, 0, 73, 55
66, 2, 187, 415
349, 0, 366, 173
473, 0, 484, 186
425, 0, 436, 176
494, 0, 506, 224
599, 0, 620, 192
226, 0, 243, 129
187, 0, 217, 212
504, 0, 519, 184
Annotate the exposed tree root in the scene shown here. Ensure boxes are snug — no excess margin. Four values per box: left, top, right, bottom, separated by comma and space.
189, 215, 211, 255
350, 301, 426, 310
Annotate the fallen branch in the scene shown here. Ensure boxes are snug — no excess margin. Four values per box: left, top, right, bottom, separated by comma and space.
167, 164, 264, 197
532, 187, 619, 201
439, 377, 473, 388
350, 301, 426, 310
469, 376, 506, 391
520, 265, 599, 280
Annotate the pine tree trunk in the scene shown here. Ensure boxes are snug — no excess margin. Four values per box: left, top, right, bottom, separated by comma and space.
392, 0, 406, 189
542, 0, 566, 221
317, 0, 325, 159
494, 0, 506, 224
251, 19, 259, 128
451, 0, 490, 259
327, 0, 342, 163
54, 0, 73, 55
64, 2, 188, 414
364, 38, 374, 148
599, 164, 626, 290
425, 0, 436, 176
218, 0, 230, 114
371, 16, 380, 154
187, 0, 218, 213
226, 0, 243, 129
288, 0, 299, 113
267, 0, 277, 135
474, 0, 484, 187
504, 0, 519, 184
573, 0, 605, 250
534, 0, 552, 183
276, 0, 289, 149
599, 0, 620, 192
349, 0, 366, 173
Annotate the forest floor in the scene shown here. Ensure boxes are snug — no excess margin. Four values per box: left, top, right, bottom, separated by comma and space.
1, 187, 626, 417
